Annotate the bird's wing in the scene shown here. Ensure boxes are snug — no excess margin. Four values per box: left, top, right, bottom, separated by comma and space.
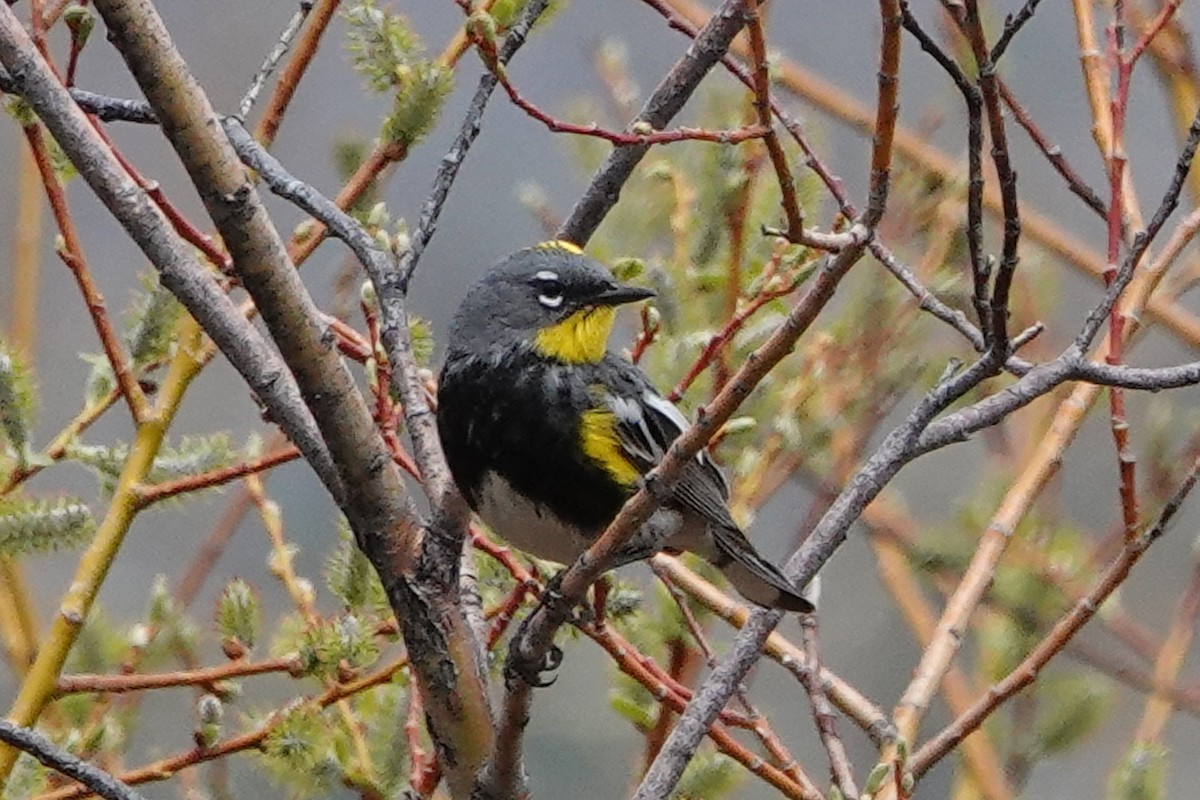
600, 376, 737, 530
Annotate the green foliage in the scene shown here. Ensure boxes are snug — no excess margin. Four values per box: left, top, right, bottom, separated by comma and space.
63, 6, 96, 47
862, 761, 892, 795
43, 134, 79, 182
125, 273, 184, 368
0, 496, 94, 556
1108, 743, 1167, 800
344, 1, 452, 148
332, 135, 377, 215
67, 433, 241, 494
4, 753, 49, 800
488, 0, 567, 32
216, 578, 261, 651
609, 672, 655, 732
1030, 673, 1112, 757
380, 61, 453, 148
79, 353, 115, 408
325, 521, 389, 615
407, 313, 435, 367
195, 693, 224, 747
260, 704, 338, 797
141, 574, 199, 661
62, 608, 128, 679
3, 96, 36, 126
296, 614, 380, 678
269, 611, 311, 660
0, 341, 36, 466
671, 751, 741, 800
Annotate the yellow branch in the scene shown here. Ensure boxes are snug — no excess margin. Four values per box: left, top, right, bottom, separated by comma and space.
0, 140, 47, 677
0, 320, 205, 782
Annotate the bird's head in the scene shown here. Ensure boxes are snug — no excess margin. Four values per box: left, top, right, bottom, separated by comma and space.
448, 241, 655, 364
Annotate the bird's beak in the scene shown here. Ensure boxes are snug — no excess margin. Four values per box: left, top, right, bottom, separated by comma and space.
591, 284, 655, 307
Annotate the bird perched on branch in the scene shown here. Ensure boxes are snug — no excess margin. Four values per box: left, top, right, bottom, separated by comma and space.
437, 242, 810, 613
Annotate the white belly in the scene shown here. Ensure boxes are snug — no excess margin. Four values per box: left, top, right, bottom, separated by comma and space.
474, 471, 701, 567
475, 471, 595, 564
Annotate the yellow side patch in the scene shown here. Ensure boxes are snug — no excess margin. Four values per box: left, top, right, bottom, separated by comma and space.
535, 239, 584, 255
580, 408, 641, 487
533, 307, 616, 364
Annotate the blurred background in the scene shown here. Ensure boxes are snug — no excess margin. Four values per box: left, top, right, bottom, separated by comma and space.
3, 1, 1200, 798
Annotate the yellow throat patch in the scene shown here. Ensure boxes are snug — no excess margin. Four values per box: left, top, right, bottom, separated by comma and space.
579, 408, 641, 486
533, 306, 617, 364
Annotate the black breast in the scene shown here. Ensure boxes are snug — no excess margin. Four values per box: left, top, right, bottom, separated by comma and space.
436, 349, 630, 532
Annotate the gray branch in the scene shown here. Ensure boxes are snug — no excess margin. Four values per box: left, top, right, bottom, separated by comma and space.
0, 720, 147, 800
558, 0, 752, 245
0, 7, 344, 504
236, 0, 314, 121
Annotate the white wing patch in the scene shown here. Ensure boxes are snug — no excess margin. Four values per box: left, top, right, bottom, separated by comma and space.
603, 389, 729, 498
642, 390, 690, 433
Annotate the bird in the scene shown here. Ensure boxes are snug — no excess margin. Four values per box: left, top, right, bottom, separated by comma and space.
436, 241, 811, 613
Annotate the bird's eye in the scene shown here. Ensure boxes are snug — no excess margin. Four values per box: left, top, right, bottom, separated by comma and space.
532, 270, 564, 309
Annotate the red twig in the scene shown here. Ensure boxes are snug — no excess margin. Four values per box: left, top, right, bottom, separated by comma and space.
56, 656, 298, 695
405, 684, 439, 796
472, 29, 770, 147
912, 452, 1200, 777
630, 304, 660, 364
669, 261, 805, 401
1128, 0, 1183, 64
21, 122, 149, 422
744, 0, 804, 240
134, 446, 302, 507
1105, 4, 1140, 543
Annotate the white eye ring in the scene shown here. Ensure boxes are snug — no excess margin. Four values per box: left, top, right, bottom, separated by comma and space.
538, 293, 564, 308
534, 270, 559, 281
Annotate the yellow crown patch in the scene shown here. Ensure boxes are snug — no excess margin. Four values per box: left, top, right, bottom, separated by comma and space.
534, 239, 584, 255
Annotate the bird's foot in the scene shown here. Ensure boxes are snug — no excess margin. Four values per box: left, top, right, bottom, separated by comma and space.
504, 571, 571, 688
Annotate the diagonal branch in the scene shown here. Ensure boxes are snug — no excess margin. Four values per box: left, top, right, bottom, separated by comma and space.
911, 453, 1200, 776
558, 0, 754, 245
0, 721, 146, 800
83, 0, 494, 795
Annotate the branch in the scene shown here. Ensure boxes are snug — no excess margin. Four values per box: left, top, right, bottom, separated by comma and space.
558, 0, 753, 245
235, 0, 312, 121
0, 721, 147, 800
84, 0, 494, 795
911, 453, 1200, 776
0, 12, 342, 503
632, 5, 902, 793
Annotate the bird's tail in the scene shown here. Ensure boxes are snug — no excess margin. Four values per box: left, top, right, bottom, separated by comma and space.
710, 525, 813, 612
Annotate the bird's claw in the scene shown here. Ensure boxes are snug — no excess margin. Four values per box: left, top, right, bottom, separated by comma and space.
505, 641, 563, 688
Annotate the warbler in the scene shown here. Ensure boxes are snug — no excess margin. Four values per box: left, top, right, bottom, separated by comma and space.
436, 242, 811, 612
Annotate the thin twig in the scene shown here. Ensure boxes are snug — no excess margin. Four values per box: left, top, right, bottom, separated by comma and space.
798, 617, 859, 799
0, 721, 147, 800
911, 454, 1200, 776
236, 0, 313, 121
558, 0, 754, 245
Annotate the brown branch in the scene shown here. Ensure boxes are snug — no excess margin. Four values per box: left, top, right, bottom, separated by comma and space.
21, 123, 148, 422
1103, 1, 1140, 545
652, 556, 893, 744
473, 30, 770, 146
33, 657, 409, 800
643, 0, 857, 216
744, 0, 803, 240
254, 0, 341, 147
133, 446, 301, 507
961, 0, 1022, 351
86, 3, 493, 797
911, 454, 1200, 777
55, 657, 298, 695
